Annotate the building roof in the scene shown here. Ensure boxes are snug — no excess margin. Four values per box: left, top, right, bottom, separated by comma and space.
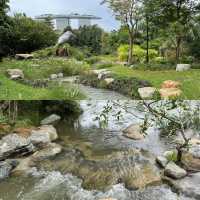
35, 13, 101, 20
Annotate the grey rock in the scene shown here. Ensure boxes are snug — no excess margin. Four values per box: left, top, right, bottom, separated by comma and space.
57, 31, 74, 45
176, 64, 191, 72
138, 87, 157, 99
40, 114, 61, 125
164, 162, 187, 179
32, 143, 62, 161
169, 172, 200, 199
29, 125, 58, 146
123, 124, 144, 140
0, 161, 13, 180
7, 69, 24, 80
156, 156, 168, 168
15, 54, 33, 60
57, 73, 64, 78
0, 134, 34, 160
50, 74, 58, 80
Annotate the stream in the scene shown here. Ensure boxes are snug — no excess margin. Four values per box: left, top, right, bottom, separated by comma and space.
0, 85, 194, 199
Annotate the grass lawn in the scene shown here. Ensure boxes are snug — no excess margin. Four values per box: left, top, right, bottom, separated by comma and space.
0, 58, 87, 100
110, 65, 200, 99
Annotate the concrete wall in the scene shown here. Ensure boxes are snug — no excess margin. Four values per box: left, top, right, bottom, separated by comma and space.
78, 19, 91, 27
55, 18, 70, 31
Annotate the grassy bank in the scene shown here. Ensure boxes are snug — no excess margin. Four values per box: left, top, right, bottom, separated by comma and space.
0, 58, 88, 100
110, 65, 200, 99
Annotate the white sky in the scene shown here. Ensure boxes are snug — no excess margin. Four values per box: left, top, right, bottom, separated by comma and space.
9, 0, 120, 31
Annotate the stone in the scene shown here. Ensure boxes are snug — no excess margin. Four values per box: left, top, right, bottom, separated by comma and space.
57, 73, 64, 78
138, 87, 157, 99
50, 74, 58, 80
104, 78, 114, 85
13, 127, 34, 138
32, 143, 62, 161
123, 124, 144, 140
12, 157, 34, 175
0, 134, 35, 160
176, 64, 191, 72
98, 71, 112, 80
91, 69, 108, 76
7, 69, 24, 80
40, 114, 61, 125
99, 198, 118, 200
181, 145, 200, 171
161, 80, 181, 89
159, 88, 182, 99
0, 161, 13, 180
164, 162, 187, 179
15, 54, 34, 60
156, 156, 168, 168
29, 125, 58, 146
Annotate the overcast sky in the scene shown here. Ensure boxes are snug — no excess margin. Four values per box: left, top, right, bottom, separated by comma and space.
9, 0, 120, 31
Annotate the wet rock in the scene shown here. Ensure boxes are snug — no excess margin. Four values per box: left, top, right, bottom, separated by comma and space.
40, 114, 61, 125
0, 161, 13, 180
7, 69, 24, 80
98, 71, 112, 80
99, 198, 117, 200
29, 125, 58, 146
15, 54, 33, 60
156, 156, 168, 168
104, 78, 114, 85
12, 157, 35, 175
32, 143, 62, 161
181, 145, 200, 171
164, 162, 187, 179
123, 124, 144, 140
0, 134, 35, 160
138, 87, 157, 99
159, 88, 182, 99
168, 172, 200, 199
176, 64, 191, 72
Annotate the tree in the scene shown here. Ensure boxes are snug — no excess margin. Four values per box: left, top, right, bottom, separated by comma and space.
154, 0, 200, 63
101, 0, 142, 65
1, 14, 58, 54
0, 0, 11, 60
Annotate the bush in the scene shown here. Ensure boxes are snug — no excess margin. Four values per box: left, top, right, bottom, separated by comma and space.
117, 44, 158, 63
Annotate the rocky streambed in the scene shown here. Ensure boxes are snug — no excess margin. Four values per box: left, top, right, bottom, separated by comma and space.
0, 101, 200, 200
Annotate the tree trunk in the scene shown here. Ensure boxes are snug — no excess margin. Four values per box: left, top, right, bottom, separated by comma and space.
176, 37, 181, 63
128, 36, 134, 65
146, 15, 149, 63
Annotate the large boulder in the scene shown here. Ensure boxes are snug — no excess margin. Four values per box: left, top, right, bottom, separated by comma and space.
123, 124, 144, 140
168, 172, 200, 199
15, 54, 34, 60
181, 145, 200, 171
138, 87, 157, 99
0, 134, 34, 160
57, 31, 74, 45
29, 125, 58, 146
156, 156, 168, 168
104, 78, 114, 86
176, 64, 191, 72
164, 162, 187, 179
40, 114, 61, 125
7, 69, 24, 80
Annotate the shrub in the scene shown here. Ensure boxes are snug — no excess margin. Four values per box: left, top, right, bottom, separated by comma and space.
117, 44, 158, 63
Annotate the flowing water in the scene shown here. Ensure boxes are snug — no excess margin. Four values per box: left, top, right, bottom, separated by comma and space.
0, 86, 187, 200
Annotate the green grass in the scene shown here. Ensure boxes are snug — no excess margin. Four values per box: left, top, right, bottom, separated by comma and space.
110, 65, 200, 99
0, 58, 89, 80
0, 74, 85, 100
0, 57, 89, 100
